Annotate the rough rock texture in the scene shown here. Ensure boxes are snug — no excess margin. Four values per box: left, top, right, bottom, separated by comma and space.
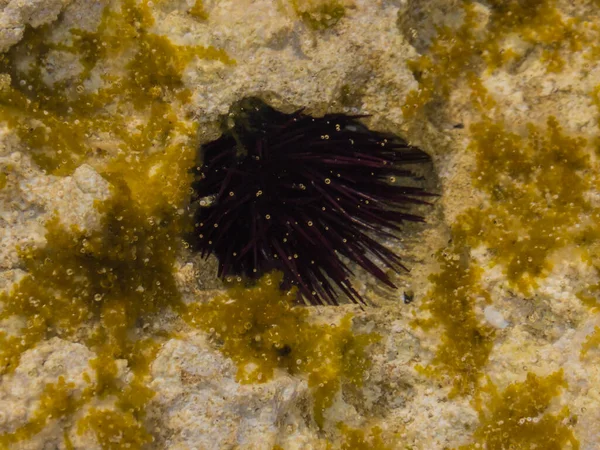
0, 137, 111, 271
0, 338, 95, 450
0, 0, 73, 51
1, 0, 600, 448
148, 334, 312, 450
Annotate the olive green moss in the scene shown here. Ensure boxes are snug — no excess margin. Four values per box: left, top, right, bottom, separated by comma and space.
581, 326, 600, 359
0, 0, 232, 175
0, 178, 182, 446
459, 371, 579, 449
415, 243, 495, 396
578, 86, 600, 312
183, 272, 380, 428
464, 117, 592, 293
291, 0, 346, 30
576, 211, 600, 311
0, 377, 86, 447
484, 0, 583, 72
337, 424, 392, 450
77, 408, 154, 449
403, 3, 484, 119
417, 116, 596, 394
402, 0, 592, 118
0, 191, 377, 443
188, 0, 208, 20
0, 179, 182, 373
0, 0, 208, 437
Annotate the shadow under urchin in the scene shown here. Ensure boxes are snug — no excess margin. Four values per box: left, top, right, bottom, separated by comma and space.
189, 97, 433, 306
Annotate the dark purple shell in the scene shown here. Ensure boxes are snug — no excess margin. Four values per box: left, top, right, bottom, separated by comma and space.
190, 98, 432, 305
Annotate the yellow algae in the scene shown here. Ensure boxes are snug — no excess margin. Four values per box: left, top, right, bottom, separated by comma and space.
0, 0, 385, 447
291, 0, 346, 30
0, 0, 229, 445
409, 115, 590, 393
103, 104, 199, 212
64, 429, 74, 450
0, 24, 117, 173
77, 408, 153, 450
123, 32, 232, 110
410, 120, 595, 396
402, 3, 484, 119
403, 0, 592, 118
0, 376, 87, 447
577, 281, 600, 309
484, 0, 583, 73
459, 371, 579, 450
592, 85, 600, 150
419, 116, 598, 389
576, 89, 600, 306
0, 179, 185, 445
0, 180, 183, 374
0, 0, 231, 175
0, 171, 7, 189
183, 272, 380, 427
463, 117, 593, 292
581, 326, 600, 359
337, 424, 392, 450
189, 0, 208, 20
416, 244, 495, 396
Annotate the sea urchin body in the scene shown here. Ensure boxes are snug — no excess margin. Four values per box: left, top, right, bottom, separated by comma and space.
190, 97, 431, 305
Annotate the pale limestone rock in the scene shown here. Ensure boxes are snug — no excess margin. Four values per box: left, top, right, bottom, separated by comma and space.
0, 338, 95, 448
484, 305, 509, 329
0, 148, 110, 271
0, 0, 73, 52
148, 334, 316, 450
0, 0, 599, 448
152, 0, 419, 126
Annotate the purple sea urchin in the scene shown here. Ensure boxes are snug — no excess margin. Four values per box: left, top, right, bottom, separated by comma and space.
190, 97, 432, 305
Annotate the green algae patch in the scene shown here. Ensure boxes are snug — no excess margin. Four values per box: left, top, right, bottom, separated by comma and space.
593, 85, 600, 131
416, 244, 495, 396
402, 3, 491, 119
0, 0, 230, 446
337, 424, 392, 450
103, 106, 199, 213
0, 180, 182, 374
459, 371, 579, 450
77, 408, 154, 449
0, 0, 225, 447
484, 0, 584, 73
581, 326, 600, 359
291, 0, 346, 30
577, 285, 600, 309
402, 0, 593, 118
183, 272, 380, 428
0, 0, 231, 175
463, 117, 594, 293
0, 376, 87, 448
576, 264, 600, 310
189, 0, 208, 20
577, 87, 600, 308
0, 179, 186, 447
419, 116, 597, 392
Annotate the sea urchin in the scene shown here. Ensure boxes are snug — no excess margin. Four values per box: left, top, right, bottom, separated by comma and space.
190, 97, 431, 305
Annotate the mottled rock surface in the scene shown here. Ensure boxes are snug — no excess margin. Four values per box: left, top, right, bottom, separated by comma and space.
1, 0, 599, 449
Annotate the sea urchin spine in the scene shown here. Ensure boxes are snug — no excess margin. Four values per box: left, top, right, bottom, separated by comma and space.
190, 97, 432, 306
